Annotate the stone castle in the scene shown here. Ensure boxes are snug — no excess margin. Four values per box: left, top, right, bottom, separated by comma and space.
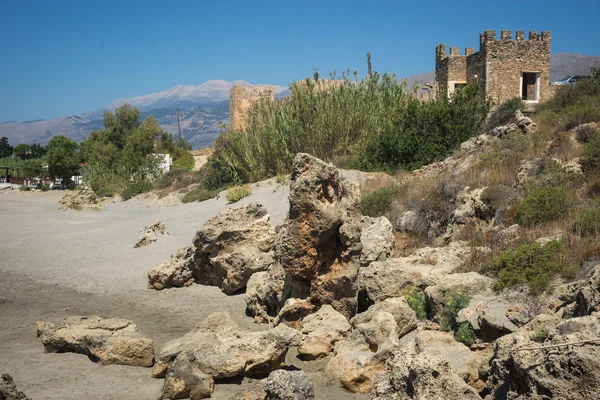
229, 85, 275, 132
435, 30, 552, 105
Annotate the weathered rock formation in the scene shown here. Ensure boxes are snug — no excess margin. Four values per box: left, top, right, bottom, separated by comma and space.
148, 245, 197, 290
58, 189, 98, 211
264, 369, 315, 400
36, 316, 154, 367
297, 305, 352, 360
0, 374, 30, 400
134, 220, 168, 248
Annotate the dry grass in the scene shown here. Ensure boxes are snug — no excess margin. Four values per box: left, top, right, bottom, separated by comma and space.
418, 255, 438, 265
393, 232, 425, 257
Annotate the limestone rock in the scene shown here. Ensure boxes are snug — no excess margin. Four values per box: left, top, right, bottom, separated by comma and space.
153, 312, 301, 385
229, 390, 266, 400
359, 216, 394, 266
371, 349, 481, 400
58, 189, 98, 210
515, 110, 537, 134
274, 298, 315, 329
298, 305, 351, 360
148, 245, 198, 290
424, 272, 494, 315
0, 374, 30, 400
276, 153, 362, 318
134, 220, 167, 248
160, 351, 215, 400
36, 316, 154, 367
489, 122, 519, 138
245, 263, 286, 323
193, 202, 276, 294
487, 311, 600, 399
264, 370, 315, 400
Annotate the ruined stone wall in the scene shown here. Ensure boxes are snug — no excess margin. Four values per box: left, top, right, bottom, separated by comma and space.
229, 85, 275, 132
435, 45, 468, 99
478, 30, 552, 105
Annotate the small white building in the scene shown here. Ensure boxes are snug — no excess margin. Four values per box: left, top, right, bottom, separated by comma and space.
151, 153, 172, 174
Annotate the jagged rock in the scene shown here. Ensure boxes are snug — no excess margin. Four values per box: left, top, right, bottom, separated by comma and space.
460, 134, 499, 154
58, 189, 98, 210
514, 158, 539, 188
148, 245, 197, 290
515, 110, 537, 134
357, 242, 472, 308
153, 312, 301, 384
371, 349, 481, 400
395, 210, 423, 236
351, 297, 417, 349
276, 153, 362, 318
264, 370, 315, 400
274, 298, 315, 329
448, 187, 488, 225
489, 123, 519, 138
0, 374, 30, 400
246, 264, 286, 323
160, 351, 215, 400
424, 272, 494, 315
36, 316, 154, 367
325, 330, 389, 394
193, 202, 276, 294
487, 311, 600, 399
134, 220, 168, 248
298, 305, 351, 360
360, 216, 394, 266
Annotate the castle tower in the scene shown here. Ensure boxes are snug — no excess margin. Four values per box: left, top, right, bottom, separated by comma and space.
229, 85, 275, 132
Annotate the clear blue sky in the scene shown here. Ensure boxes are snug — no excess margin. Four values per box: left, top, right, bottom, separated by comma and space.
1, 0, 599, 122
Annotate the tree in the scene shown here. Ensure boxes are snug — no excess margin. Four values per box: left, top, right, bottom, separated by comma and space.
14, 143, 31, 159
30, 143, 46, 159
46, 135, 79, 183
0, 137, 12, 158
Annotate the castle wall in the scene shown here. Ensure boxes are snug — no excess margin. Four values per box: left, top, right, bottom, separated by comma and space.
229, 85, 275, 132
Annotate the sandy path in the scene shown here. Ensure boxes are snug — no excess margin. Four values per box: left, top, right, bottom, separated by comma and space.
0, 184, 366, 400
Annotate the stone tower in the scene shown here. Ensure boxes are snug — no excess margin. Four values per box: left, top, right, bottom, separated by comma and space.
435, 30, 552, 105
229, 85, 275, 132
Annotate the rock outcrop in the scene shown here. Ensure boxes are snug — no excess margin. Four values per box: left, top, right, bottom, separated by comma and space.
36, 316, 154, 367
297, 305, 352, 360
264, 370, 315, 400
134, 220, 168, 248
58, 189, 98, 211
193, 202, 276, 294
153, 312, 301, 398
245, 263, 286, 323
148, 245, 198, 290
160, 352, 215, 400
424, 272, 494, 315
0, 374, 30, 400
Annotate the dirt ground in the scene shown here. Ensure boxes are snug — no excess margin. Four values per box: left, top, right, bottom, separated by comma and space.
0, 185, 367, 400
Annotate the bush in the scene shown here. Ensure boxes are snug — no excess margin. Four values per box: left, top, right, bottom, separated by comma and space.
121, 180, 152, 200
480, 185, 518, 219
485, 97, 524, 131
581, 134, 600, 173
172, 152, 194, 171
402, 287, 427, 320
483, 240, 565, 294
440, 292, 471, 332
181, 186, 220, 203
95, 184, 121, 198
226, 185, 252, 203
454, 322, 477, 346
537, 79, 600, 131
517, 185, 571, 226
19, 185, 30, 191
530, 326, 549, 343
572, 201, 600, 237
275, 173, 289, 185
360, 187, 395, 217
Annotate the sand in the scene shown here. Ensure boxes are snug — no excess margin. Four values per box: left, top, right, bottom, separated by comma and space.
0, 183, 367, 399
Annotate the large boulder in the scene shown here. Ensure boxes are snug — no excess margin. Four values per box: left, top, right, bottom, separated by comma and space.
264, 370, 315, 400
153, 312, 301, 389
36, 316, 154, 367
359, 216, 394, 266
357, 242, 472, 309
192, 202, 276, 294
0, 374, 30, 400
297, 305, 352, 359
160, 351, 215, 400
424, 272, 494, 315
371, 349, 481, 400
275, 153, 362, 318
486, 311, 600, 399
134, 220, 168, 248
245, 263, 286, 323
148, 245, 198, 290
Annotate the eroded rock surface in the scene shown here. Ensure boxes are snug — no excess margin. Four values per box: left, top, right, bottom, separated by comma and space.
134, 220, 168, 248
298, 305, 351, 359
148, 245, 198, 290
0, 374, 30, 400
264, 370, 315, 400
36, 316, 154, 367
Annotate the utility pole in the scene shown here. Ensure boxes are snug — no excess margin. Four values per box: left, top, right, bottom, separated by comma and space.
176, 108, 181, 143
367, 53, 372, 80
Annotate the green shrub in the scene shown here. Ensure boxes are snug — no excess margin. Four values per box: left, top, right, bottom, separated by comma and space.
181, 186, 220, 203
517, 185, 571, 226
440, 292, 471, 332
402, 287, 427, 320
572, 201, 600, 237
530, 326, 549, 343
275, 173, 289, 186
226, 185, 252, 203
485, 97, 524, 131
19, 185, 30, 191
360, 187, 395, 217
581, 134, 600, 173
95, 184, 121, 198
172, 152, 194, 171
454, 322, 477, 346
121, 180, 152, 200
153, 169, 188, 190
483, 240, 565, 294
537, 79, 600, 131
480, 185, 518, 219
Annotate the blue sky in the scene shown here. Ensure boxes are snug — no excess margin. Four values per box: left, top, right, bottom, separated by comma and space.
1, 0, 599, 122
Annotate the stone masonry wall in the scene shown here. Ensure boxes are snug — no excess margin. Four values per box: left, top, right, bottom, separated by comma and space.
229, 85, 275, 132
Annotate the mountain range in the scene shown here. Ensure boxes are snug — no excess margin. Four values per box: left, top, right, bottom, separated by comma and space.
1, 53, 599, 149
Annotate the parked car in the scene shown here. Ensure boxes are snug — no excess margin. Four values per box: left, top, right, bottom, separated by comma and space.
550, 75, 590, 86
